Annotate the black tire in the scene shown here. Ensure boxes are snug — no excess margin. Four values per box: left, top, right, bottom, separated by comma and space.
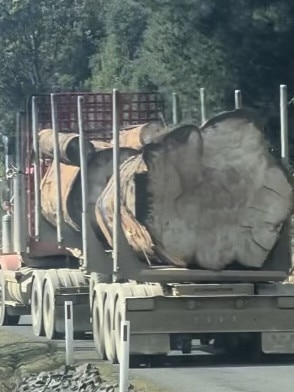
92, 285, 108, 359
31, 273, 45, 336
89, 273, 111, 313
43, 278, 60, 339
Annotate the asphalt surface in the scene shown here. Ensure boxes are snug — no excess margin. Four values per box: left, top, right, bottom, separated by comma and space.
4, 316, 294, 392
134, 360, 294, 392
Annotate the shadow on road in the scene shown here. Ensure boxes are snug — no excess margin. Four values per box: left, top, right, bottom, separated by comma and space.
130, 352, 294, 369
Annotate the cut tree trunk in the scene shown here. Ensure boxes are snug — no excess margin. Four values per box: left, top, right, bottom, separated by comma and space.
40, 147, 136, 234
39, 129, 95, 166
96, 110, 293, 270
118, 122, 167, 150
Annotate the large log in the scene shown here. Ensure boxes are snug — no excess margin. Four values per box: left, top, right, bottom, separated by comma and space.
118, 122, 167, 150
39, 129, 95, 166
40, 147, 137, 232
96, 109, 293, 270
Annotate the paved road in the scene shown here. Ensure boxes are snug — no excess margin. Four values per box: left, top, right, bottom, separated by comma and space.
133, 360, 294, 392
5, 316, 294, 392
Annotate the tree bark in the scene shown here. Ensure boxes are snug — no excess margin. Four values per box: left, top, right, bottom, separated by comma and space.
39, 129, 95, 166
96, 110, 293, 270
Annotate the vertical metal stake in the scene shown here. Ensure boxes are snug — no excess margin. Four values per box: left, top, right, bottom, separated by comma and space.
235, 90, 242, 109
32, 97, 41, 240
172, 93, 179, 125
64, 301, 74, 365
119, 321, 130, 392
51, 93, 63, 246
13, 112, 24, 253
112, 89, 121, 283
2, 215, 13, 253
280, 84, 289, 166
200, 88, 207, 125
77, 96, 89, 271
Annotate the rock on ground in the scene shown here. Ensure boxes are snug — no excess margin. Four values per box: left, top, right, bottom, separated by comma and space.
8, 363, 136, 392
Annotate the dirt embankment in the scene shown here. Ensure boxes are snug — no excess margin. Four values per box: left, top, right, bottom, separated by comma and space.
0, 330, 64, 391
0, 330, 167, 392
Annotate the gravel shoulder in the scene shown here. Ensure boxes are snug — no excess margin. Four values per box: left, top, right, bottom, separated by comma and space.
0, 329, 169, 392
0, 330, 64, 390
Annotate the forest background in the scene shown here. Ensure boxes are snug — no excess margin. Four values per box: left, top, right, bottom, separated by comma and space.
0, 0, 294, 154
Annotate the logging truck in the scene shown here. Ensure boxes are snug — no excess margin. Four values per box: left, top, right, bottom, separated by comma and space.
1, 90, 294, 364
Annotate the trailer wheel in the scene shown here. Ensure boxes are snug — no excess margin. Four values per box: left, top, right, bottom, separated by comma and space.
0, 271, 20, 326
90, 273, 111, 313
43, 277, 59, 339
31, 272, 45, 336
0, 271, 6, 326
114, 284, 135, 364
103, 284, 119, 363
92, 283, 108, 359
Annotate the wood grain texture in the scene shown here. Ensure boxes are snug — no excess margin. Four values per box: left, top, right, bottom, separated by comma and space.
41, 148, 136, 233
39, 129, 95, 166
118, 122, 167, 150
97, 110, 293, 270
40, 109, 293, 270
143, 110, 293, 269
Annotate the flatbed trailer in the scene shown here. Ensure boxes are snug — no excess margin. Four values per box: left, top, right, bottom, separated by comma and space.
0, 89, 294, 364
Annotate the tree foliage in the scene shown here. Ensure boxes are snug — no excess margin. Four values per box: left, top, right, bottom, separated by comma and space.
0, 0, 99, 130
0, 0, 294, 128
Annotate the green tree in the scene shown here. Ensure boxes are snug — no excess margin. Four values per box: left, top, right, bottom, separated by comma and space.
134, 0, 238, 120
0, 0, 100, 130
90, 34, 134, 91
89, 0, 148, 91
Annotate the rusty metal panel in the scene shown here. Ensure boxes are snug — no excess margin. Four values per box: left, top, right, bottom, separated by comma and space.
32, 92, 164, 140
35, 93, 113, 138
39, 129, 95, 166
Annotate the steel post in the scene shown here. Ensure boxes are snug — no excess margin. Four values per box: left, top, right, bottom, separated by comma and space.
13, 112, 25, 253
32, 97, 41, 240
2, 135, 12, 171
235, 89, 242, 109
50, 94, 63, 246
112, 89, 121, 282
119, 321, 130, 392
64, 301, 74, 365
200, 87, 207, 125
280, 85, 289, 166
2, 214, 13, 253
172, 92, 179, 125
77, 96, 89, 271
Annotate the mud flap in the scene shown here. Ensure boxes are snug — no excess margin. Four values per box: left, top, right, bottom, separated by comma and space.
262, 332, 294, 353
130, 334, 170, 355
